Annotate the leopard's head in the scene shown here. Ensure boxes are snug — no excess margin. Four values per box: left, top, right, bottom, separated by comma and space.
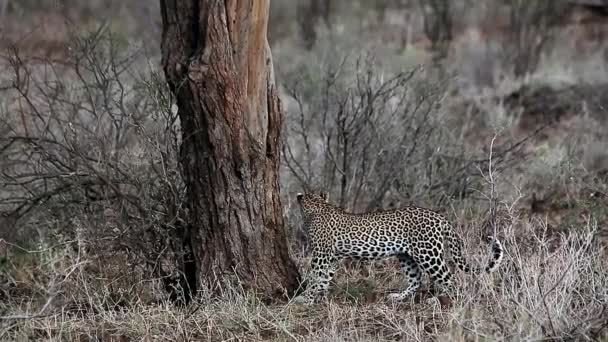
296, 191, 330, 217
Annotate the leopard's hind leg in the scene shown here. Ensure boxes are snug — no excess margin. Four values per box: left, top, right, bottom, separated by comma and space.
388, 252, 422, 301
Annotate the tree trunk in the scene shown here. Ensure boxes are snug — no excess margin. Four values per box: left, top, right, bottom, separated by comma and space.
159, 0, 300, 301
298, 0, 332, 49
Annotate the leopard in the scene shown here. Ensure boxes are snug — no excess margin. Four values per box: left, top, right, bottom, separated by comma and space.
292, 191, 503, 304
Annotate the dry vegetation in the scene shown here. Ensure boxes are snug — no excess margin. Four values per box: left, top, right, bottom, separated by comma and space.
1, 0, 608, 340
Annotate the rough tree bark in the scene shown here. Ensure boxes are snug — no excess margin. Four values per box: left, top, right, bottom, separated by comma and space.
159, 0, 301, 300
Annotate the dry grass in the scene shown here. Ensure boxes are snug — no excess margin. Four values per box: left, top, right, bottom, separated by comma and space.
2, 199, 607, 341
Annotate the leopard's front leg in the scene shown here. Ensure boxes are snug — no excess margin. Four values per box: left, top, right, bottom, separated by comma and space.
293, 252, 337, 305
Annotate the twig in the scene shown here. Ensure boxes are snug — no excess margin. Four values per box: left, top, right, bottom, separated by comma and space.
0, 295, 55, 321
537, 278, 558, 338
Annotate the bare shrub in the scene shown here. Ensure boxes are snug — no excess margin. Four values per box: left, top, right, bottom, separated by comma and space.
280, 54, 535, 215
0, 26, 192, 306
282, 55, 462, 212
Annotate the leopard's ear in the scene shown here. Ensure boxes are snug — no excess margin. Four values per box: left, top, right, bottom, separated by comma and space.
320, 191, 329, 202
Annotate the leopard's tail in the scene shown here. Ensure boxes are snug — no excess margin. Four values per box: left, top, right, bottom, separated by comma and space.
443, 221, 503, 273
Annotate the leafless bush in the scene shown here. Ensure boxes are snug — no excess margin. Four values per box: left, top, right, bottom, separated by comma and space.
0, 26, 193, 305
283, 56, 456, 212
281, 55, 532, 214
